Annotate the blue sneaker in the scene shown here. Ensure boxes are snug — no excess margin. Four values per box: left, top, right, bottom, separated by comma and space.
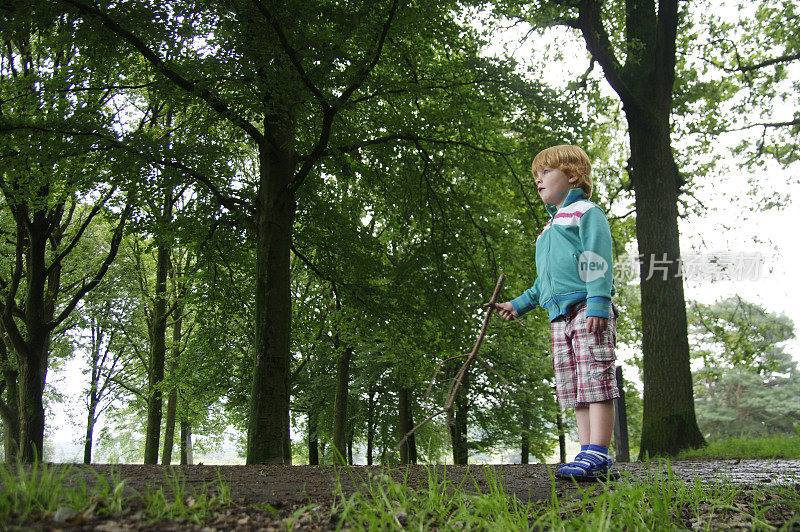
556, 453, 620, 482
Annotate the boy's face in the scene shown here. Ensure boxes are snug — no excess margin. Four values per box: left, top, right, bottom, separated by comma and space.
535, 167, 578, 208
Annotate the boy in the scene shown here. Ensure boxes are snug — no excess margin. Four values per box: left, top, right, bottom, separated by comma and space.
492, 144, 620, 481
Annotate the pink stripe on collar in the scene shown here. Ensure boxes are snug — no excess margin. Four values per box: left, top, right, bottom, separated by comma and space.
553, 211, 585, 219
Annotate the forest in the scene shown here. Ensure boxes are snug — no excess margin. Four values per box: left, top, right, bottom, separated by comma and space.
1, 0, 798, 469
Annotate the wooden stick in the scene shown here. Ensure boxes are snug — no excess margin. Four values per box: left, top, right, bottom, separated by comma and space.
395, 274, 505, 452
423, 352, 471, 402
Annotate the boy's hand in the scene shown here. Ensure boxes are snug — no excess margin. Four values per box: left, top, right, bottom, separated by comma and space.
486, 301, 518, 321
587, 316, 608, 333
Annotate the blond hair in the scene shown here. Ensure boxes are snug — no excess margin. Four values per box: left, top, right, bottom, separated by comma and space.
531, 145, 593, 199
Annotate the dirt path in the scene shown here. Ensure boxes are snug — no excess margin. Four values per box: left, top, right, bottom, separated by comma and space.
66, 459, 800, 506
11, 459, 800, 530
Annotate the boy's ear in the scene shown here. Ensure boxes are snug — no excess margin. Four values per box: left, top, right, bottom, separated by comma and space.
567, 172, 579, 184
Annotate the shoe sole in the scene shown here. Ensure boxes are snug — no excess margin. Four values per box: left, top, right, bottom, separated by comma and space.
555, 470, 621, 482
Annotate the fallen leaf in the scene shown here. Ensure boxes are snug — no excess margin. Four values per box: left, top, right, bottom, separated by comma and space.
53, 507, 78, 523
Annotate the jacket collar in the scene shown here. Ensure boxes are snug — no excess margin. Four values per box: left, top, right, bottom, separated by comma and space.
546, 188, 586, 217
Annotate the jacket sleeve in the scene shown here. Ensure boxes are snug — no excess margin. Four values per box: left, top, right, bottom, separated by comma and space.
510, 276, 541, 317
579, 207, 614, 318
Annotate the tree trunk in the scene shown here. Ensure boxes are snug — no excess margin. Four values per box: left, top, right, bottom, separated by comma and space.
308, 407, 319, 465
161, 340, 180, 465
1, 368, 20, 462
18, 337, 48, 462
520, 405, 530, 465
246, 127, 295, 465
180, 416, 192, 465
16, 216, 55, 463
162, 381, 177, 465
398, 386, 410, 464
332, 346, 352, 465
628, 115, 705, 457
161, 302, 182, 466
84, 393, 98, 464
408, 396, 417, 465
83, 319, 102, 465
144, 241, 170, 464
449, 373, 469, 465
366, 387, 375, 466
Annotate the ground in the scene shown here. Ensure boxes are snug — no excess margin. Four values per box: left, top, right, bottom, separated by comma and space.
7, 459, 800, 530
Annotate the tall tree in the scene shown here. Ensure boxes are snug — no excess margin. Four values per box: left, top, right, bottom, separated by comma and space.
496, 0, 705, 456
73, 287, 127, 464
0, 7, 134, 460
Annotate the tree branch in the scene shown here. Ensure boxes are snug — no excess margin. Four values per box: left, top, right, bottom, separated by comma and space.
48, 201, 133, 329
0, 118, 245, 214
654, 0, 679, 100
45, 186, 116, 277
249, 0, 329, 109
576, 0, 640, 113
107, 376, 144, 399
336, 0, 400, 107
320, 133, 513, 159
723, 117, 800, 132
61, 0, 267, 146
395, 274, 505, 452
732, 51, 800, 74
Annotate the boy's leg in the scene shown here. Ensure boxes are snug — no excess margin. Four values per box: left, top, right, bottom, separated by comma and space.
575, 406, 590, 446
576, 401, 614, 446
555, 303, 620, 481
589, 399, 615, 447
551, 310, 591, 467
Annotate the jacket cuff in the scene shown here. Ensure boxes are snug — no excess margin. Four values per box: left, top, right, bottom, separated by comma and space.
586, 296, 611, 319
511, 294, 535, 317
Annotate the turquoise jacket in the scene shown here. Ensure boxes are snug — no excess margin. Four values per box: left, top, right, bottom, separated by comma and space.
511, 188, 615, 321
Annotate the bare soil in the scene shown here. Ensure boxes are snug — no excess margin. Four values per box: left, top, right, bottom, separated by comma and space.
8, 459, 800, 531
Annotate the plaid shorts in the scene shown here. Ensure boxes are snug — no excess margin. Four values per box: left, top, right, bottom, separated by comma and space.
550, 301, 619, 409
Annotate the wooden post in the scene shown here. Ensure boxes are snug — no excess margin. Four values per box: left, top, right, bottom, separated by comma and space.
613, 365, 630, 462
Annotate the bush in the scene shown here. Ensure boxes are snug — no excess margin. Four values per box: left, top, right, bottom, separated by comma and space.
677, 436, 800, 460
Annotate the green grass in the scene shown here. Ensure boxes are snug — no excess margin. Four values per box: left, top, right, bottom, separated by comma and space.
141, 467, 232, 524
677, 435, 800, 460
331, 461, 800, 531
332, 465, 533, 531
0, 461, 232, 529
0, 461, 125, 525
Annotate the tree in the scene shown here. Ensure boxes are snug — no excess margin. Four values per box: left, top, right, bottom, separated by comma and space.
71, 270, 129, 464
689, 297, 798, 439
688, 296, 795, 377
692, 0, 800, 169
495, 0, 706, 456
0, 8, 135, 460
